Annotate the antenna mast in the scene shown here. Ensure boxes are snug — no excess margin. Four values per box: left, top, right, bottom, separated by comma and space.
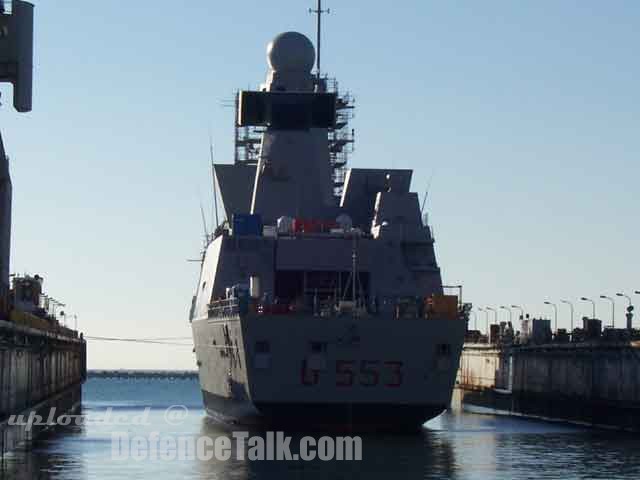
309, 0, 329, 83
209, 136, 220, 229
420, 171, 435, 215
199, 202, 209, 244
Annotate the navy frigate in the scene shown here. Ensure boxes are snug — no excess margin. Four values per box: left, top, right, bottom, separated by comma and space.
190, 30, 467, 431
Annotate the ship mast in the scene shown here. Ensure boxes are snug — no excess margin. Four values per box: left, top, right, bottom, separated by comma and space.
309, 0, 329, 83
209, 135, 220, 229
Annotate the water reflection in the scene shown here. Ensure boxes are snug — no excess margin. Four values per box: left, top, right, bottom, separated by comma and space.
196, 417, 458, 480
1, 420, 87, 480
492, 429, 640, 480
4, 378, 640, 480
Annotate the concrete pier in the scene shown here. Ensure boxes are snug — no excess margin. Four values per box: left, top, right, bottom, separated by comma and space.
0, 320, 86, 455
0, 1, 86, 456
456, 342, 640, 431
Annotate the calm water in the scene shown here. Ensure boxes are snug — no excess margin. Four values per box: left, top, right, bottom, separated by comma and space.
2, 378, 639, 479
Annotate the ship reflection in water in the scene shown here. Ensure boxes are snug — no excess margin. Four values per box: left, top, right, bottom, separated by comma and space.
2, 377, 640, 480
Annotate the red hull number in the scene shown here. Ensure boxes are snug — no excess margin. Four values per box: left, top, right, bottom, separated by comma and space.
301, 360, 403, 387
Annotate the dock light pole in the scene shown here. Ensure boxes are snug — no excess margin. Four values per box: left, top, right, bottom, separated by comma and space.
49, 299, 58, 317
617, 293, 633, 330
511, 304, 525, 326
600, 295, 615, 328
500, 306, 513, 324
560, 300, 574, 334
544, 301, 558, 332
486, 307, 498, 326
617, 292, 632, 308
485, 307, 498, 344
470, 309, 478, 331
580, 297, 596, 320
478, 308, 488, 335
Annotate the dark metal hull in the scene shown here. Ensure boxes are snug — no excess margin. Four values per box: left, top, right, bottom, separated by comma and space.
202, 389, 445, 433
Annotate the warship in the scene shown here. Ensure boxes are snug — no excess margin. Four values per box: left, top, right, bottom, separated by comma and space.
190, 28, 467, 431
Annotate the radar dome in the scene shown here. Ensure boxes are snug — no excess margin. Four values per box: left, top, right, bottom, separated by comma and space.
267, 32, 315, 72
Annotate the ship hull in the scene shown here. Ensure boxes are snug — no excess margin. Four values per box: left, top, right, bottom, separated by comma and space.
202, 388, 446, 432
192, 313, 465, 432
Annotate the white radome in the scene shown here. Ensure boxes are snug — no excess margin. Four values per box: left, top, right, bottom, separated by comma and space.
267, 32, 315, 72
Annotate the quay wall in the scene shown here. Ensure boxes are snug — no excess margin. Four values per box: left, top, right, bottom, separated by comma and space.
0, 320, 86, 454
456, 342, 640, 430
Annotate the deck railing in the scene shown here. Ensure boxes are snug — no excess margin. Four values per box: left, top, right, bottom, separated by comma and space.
207, 294, 467, 321
208, 297, 241, 318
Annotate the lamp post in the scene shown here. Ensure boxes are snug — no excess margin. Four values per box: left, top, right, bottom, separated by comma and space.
470, 309, 478, 331
486, 307, 498, 325
544, 301, 558, 332
485, 307, 497, 343
560, 300, 574, 334
500, 306, 513, 324
617, 293, 633, 330
50, 299, 59, 317
478, 308, 488, 336
617, 292, 632, 307
580, 297, 596, 320
511, 304, 525, 327
600, 295, 615, 328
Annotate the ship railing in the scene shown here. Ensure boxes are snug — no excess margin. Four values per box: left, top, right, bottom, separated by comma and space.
248, 295, 468, 321
208, 298, 241, 318
8, 309, 81, 338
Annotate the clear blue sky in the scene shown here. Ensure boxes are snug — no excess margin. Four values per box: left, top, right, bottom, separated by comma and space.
1, 1, 638, 369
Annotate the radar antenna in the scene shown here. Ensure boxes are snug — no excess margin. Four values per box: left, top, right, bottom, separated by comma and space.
309, 0, 330, 82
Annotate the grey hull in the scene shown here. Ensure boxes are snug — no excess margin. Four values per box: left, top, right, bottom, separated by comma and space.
202, 389, 445, 432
